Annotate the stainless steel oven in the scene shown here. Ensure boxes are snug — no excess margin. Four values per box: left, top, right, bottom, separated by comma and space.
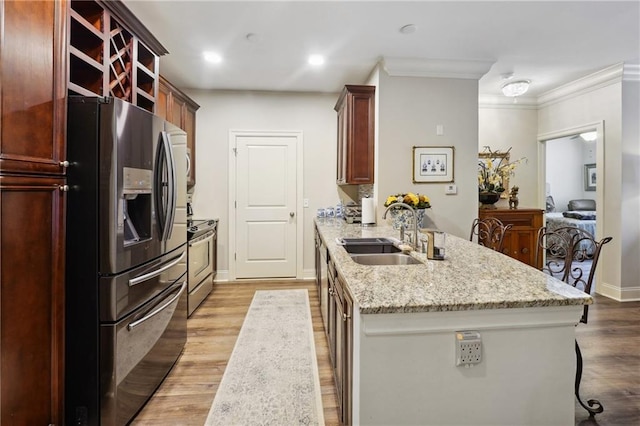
187, 219, 218, 316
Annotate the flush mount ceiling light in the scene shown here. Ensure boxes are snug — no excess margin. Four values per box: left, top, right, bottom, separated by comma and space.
308, 54, 325, 66
580, 131, 597, 141
203, 51, 222, 64
501, 79, 530, 97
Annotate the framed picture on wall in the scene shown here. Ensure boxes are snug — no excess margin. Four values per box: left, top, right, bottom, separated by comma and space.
584, 163, 596, 191
412, 146, 455, 183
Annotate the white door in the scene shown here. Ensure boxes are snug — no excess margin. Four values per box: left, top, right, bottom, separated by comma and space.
233, 132, 300, 279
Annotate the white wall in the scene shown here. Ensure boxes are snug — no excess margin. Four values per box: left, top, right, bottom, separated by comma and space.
376, 70, 479, 238
478, 106, 539, 208
545, 136, 596, 211
184, 90, 338, 278
537, 71, 638, 300
620, 78, 640, 299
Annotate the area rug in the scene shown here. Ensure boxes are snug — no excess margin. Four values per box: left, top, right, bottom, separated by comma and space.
205, 289, 325, 425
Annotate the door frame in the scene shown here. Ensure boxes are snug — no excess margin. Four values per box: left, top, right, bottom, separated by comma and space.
228, 130, 304, 281
537, 120, 605, 293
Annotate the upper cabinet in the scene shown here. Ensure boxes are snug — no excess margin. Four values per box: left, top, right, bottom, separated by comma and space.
67, 0, 167, 112
158, 76, 200, 189
334, 85, 375, 185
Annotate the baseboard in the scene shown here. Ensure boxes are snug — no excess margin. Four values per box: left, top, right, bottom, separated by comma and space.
213, 269, 316, 283
596, 282, 640, 302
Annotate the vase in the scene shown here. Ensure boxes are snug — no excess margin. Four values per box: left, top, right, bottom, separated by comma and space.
389, 208, 426, 230
479, 192, 501, 209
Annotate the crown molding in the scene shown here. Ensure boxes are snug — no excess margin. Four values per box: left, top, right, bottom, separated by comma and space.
537, 63, 624, 107
382, 57, 494, 80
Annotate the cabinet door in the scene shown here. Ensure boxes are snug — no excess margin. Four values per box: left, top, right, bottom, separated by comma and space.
156, 82, 169, 121
334, 286, 345, 423
343, 281, 353, 426
0, 176, 65, 425
0, 0, 67, 176
336, 100, 347, 184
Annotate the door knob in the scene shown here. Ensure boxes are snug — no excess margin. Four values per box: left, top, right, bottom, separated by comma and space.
290, 212, 295, 217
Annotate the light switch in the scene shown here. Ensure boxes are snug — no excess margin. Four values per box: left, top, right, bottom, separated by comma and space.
436, 124, 444, 136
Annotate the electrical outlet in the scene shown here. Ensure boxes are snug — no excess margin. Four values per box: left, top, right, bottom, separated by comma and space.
303, 198, 309, 208
455, 330, 482, 366
445, 184, 457, 195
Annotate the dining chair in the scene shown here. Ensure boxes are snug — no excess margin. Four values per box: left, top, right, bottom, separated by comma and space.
534, 226, 612, 418
469, 217, 512, 253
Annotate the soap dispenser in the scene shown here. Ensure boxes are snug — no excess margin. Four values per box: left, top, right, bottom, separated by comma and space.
424, 229, 446, 260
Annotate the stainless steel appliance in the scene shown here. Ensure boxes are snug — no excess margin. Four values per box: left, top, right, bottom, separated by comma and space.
65, 97, 187, 426
187, 218, 218, 316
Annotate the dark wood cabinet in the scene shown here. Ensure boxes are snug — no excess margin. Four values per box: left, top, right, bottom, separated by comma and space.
334, 85, 375, 185
0, 1, 68, 423
479, 208, 544, 268
320, 241, 353, 425
67, 0, 167, 112
158, 76, 200, 189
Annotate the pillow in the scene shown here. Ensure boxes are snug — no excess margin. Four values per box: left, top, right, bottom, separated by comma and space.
567, 199, 596, 211
563, 210, 596, 220
545, 196, 556, 212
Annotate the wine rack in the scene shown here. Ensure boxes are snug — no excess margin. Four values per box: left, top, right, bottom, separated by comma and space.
68, 0, 162, 112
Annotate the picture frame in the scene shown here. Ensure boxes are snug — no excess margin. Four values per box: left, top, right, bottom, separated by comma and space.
584, 163, 596, 191
479, 151, 510, 199
412, 146, 454, 183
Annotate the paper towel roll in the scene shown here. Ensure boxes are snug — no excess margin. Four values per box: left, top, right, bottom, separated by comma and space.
361, 197, 376, 224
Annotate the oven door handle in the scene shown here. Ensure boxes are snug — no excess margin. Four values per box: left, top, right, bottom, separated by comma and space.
128, 251, 186, 287
127, 281, 187, 331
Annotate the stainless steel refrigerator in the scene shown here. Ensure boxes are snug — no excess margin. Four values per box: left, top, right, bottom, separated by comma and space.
65, 97, 187, 426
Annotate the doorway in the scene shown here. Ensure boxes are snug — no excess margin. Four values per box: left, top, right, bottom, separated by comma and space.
228, 130, 303, 280
539, 122, 604, 293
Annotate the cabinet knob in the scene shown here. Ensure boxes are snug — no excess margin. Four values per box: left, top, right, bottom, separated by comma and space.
59, 185, 69, 192
59, 160, 69, 167
342, 313, 350, 321
290, 212, 295, 217
521, 248, 529, 254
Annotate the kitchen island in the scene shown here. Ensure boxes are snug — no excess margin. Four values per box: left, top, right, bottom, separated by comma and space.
314, 218, 590, 425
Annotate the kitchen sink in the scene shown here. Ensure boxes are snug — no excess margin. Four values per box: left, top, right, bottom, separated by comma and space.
349, 252, 422, 266
339, 237, 401, 254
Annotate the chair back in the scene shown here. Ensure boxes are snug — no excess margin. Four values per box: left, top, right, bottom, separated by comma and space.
535, 226, 612, 324
469, 217, 513, 253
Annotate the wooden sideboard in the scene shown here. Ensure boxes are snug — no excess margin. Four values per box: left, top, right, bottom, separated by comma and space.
479, 208, 544, 269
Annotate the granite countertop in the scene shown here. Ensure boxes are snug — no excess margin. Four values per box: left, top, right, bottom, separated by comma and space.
315, 218, 592, 314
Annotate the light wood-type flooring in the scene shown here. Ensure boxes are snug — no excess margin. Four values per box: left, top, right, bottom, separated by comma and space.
131, 281, 639, 426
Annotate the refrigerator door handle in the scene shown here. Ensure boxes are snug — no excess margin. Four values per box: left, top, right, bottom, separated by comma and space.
127, 281, 187, 330
161, 131, 177, 242
128, 251, 186, 287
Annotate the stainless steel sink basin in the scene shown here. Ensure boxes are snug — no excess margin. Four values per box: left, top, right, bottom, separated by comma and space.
349, 252, 422, 265
340, 237, 401, 254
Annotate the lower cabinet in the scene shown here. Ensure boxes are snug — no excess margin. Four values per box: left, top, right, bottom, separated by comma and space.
0, 175, 65, 424
317, 238, 353, 425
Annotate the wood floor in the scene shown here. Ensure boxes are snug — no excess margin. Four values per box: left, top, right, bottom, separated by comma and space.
131, 281, 639, 426
131, 281, 340, 425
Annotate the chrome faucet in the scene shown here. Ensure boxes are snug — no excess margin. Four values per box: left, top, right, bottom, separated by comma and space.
382, 202, 423, 252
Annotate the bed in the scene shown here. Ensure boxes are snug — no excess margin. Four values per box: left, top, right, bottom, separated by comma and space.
545, 199, 597, 254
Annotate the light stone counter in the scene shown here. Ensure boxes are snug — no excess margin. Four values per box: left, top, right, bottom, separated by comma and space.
315, 218, 591, 314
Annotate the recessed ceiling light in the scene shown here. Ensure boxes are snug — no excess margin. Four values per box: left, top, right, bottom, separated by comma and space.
203, 51, 222, 64
399, 24, 417, 34
308, 54, 325, 66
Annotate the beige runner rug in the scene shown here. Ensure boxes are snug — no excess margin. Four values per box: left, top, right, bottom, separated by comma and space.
205, 289, 325, 425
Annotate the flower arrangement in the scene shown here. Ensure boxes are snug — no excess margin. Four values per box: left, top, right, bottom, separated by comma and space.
384, 192, 431, 209
478, 146, 526, 194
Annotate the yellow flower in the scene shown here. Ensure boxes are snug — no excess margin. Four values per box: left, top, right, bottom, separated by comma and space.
384, 192, 431, 208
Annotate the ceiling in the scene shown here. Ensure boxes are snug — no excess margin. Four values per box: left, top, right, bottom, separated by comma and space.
123, 1, 640, 98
